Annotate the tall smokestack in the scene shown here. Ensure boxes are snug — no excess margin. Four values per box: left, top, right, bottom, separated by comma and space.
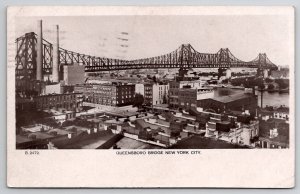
52, 25, 59, 82
36, 20, 43, 81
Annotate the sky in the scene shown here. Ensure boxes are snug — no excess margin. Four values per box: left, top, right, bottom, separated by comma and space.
15, 15, 292, 66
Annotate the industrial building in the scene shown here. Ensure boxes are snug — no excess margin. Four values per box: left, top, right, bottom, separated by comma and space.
169, 79, 203, 108
178, 87, 214, 110
197, 92, 258, 115
74, 83, 135, 107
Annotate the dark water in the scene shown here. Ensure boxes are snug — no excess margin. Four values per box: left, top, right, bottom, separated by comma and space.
214, 88, 289, 108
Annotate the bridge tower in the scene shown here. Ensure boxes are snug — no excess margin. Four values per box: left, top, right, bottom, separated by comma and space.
52, 25, 60, 82
256, 53, 269, 77
217, 48, 231, 79
177, 44, 192, 78
36, 20, 43, 81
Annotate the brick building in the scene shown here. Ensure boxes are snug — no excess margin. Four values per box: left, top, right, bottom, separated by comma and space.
34, 92, 83, 111
74, 83, 135, 107
169, 79, 202, 108
178, 87, 214, 110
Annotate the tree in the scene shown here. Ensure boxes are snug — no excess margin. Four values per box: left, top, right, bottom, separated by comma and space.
133, 93, 144, 108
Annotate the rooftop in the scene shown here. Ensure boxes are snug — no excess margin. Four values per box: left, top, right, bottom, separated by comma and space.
210, 93, 254, 104
136, 119, 169, 133
170, 135, 249, 149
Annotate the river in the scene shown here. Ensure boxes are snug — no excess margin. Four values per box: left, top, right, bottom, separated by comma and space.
214, 87, 289, 108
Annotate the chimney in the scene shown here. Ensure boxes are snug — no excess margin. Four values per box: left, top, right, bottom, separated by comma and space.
52, 25, 60, 82
36, 20, 43, 80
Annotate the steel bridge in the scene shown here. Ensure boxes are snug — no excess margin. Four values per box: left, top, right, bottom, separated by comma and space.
15, 32, 278, 80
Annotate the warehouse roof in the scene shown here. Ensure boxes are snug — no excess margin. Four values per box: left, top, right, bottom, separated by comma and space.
210, 93, 254, 104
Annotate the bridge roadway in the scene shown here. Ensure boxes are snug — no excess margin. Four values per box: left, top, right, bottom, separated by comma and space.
15, 32, 278, 79
84, 62, 257, 72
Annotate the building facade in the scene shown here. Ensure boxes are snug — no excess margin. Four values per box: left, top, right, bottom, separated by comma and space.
34, 92, 83, 111
178, 87, 214, 110
197, 93, 258, 114
144, 83, 169, 106
74, 83, 135, 107
169, 79, 205, 109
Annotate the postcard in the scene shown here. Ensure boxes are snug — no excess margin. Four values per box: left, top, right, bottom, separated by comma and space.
7, 6, 295, 188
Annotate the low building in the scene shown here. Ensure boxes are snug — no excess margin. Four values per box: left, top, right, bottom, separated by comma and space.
273, 106, 289, 121
34, 92, 83, 111
204, 112, 259, 146
197, 93, 258, 115
170, 135, 249, 149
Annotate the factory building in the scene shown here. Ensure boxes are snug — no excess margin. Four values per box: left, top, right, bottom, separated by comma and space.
74, 83, 135, 107
197, 93, 258, 115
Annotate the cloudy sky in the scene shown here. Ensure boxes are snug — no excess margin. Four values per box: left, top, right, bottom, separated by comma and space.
15, 15, 292, 66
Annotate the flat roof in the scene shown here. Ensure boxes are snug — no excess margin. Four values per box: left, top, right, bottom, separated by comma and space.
210, 93, 254, 104
171, 135, 250, 149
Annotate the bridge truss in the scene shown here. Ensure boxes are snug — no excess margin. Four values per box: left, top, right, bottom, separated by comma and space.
15, 32, 278, 80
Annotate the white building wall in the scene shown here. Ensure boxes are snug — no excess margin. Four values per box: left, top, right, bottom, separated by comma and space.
44, 83, 61, 94
179, 80, 202, 89
196, 91, 214, 100
135, 83, 145, 96
152, 83, 169, 105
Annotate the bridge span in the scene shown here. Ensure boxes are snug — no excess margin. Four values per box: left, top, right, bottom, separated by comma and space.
15, 26, 278, 81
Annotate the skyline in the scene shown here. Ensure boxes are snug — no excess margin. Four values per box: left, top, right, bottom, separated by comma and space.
15, 15, 292, 67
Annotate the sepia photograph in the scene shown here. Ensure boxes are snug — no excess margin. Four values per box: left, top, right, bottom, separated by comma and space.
14, 14, 291, 150
7, 6, 295, 188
